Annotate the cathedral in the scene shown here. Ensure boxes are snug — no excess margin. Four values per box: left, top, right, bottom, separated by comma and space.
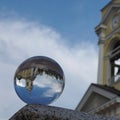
76, 0, 120, 117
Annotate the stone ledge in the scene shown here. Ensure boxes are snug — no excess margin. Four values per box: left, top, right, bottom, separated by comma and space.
10, 104, 120, 120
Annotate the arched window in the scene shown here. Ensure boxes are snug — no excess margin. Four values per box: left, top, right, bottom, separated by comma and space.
109, 40, 120, 83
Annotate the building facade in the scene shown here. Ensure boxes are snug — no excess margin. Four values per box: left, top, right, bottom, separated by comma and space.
76, 0, 120, 117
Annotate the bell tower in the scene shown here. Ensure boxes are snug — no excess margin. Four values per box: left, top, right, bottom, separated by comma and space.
76, 1, 120, 116
96, 0, 120, 90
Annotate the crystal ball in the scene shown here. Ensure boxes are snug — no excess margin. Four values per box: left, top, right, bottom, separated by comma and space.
14, 56, 65, 104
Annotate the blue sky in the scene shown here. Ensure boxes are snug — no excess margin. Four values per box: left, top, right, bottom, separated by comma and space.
0, 0, 110, 119
0, 0, 110, 45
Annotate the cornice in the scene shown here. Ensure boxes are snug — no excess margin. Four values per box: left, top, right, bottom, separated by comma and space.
98, 39, 105, 45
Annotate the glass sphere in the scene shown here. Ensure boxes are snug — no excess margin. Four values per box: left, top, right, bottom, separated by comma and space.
14, 56, 65, 104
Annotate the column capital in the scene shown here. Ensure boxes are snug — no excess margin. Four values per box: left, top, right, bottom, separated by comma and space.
98, 39, 105, 45
95, 24, 107, 45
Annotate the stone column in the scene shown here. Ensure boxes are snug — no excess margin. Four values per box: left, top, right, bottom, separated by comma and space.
95, 24, 106, 84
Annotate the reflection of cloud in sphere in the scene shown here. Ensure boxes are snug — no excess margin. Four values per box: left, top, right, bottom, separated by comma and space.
14, 56, 65, 104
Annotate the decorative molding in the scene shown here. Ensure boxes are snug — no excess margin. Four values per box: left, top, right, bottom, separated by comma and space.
98, 39, 105, 45
95, 24, 107, 45
95, 24, 107, 35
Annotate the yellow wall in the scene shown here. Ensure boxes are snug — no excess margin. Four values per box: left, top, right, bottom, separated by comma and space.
99, 0, 120, 90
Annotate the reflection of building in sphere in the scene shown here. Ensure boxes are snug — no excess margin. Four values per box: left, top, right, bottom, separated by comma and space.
16, 68, 36, 91
14, 56, 65, 104
17, 67, 42, 91
16, 67, 64, 92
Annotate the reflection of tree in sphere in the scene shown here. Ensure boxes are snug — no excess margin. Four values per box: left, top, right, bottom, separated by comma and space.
14, 56, 65, 104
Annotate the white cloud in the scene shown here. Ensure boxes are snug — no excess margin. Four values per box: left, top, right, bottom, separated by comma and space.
0, 18, 98, 119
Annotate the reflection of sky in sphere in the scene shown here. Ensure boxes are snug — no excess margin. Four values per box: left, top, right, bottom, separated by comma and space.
15, 72, 64, 104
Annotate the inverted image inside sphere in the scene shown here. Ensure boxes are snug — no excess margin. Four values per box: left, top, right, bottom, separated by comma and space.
14, 56, 65, 105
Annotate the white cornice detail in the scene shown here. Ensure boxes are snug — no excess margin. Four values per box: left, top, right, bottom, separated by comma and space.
95, 24, 107, 34
95, 24, 107, 44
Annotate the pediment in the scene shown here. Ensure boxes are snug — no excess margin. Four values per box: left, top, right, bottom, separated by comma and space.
80, 92, 110, 112
76, 84, 120, 112
101, 4, 120, 24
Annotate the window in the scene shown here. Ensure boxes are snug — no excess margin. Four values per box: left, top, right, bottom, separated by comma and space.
109, 40, 120, 83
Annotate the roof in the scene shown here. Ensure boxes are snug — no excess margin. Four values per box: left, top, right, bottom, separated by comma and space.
76, 83, 120, 111
92, 83, 120, 96
101, 1, 112, 12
